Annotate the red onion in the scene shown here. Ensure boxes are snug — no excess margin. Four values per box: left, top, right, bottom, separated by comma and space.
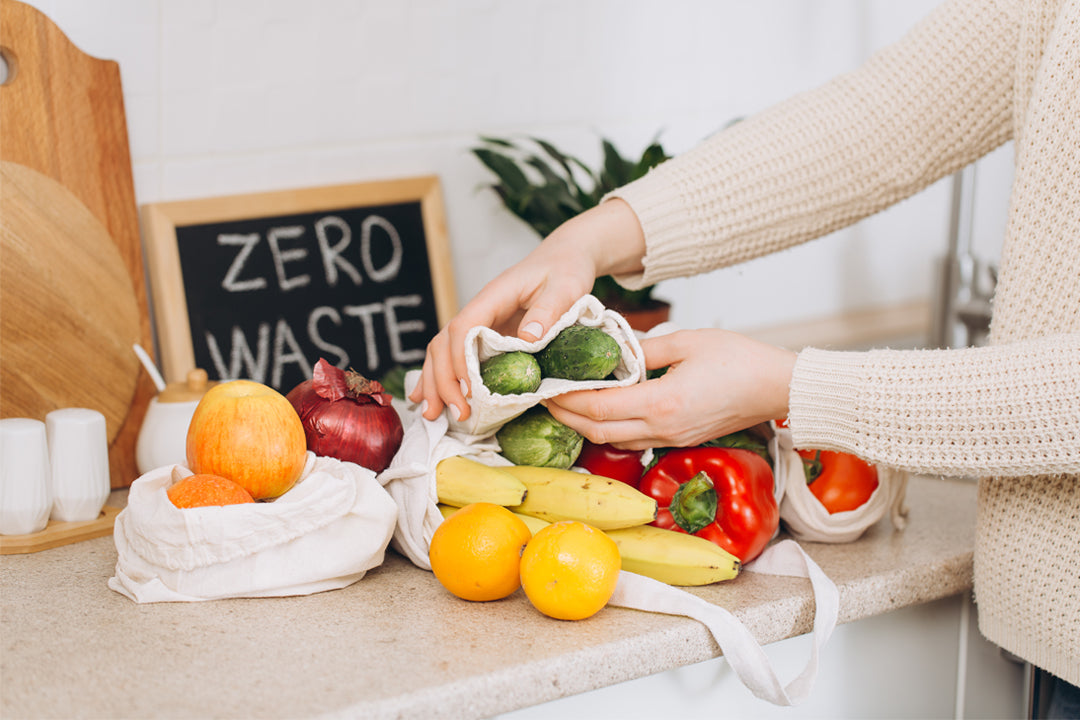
286, 358, 403, 473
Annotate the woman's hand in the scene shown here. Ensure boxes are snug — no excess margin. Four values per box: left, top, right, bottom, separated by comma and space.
410, 199, 646, 421
545, 329, 797, 450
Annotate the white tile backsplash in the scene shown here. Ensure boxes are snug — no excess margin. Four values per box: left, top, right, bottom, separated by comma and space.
22, 0, 1011, 337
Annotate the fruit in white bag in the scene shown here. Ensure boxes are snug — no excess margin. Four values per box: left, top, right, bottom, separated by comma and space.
167, 473, 255, 508
186, 380, 307, 500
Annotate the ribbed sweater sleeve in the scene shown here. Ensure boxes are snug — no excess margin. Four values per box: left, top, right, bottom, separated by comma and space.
607, 0, 1018, 290
789, 334, 1080, 477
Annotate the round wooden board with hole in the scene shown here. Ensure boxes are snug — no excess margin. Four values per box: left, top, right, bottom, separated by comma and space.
1, 161, 141, 444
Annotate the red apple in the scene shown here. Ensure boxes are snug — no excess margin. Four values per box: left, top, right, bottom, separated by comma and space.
185, 380, 307, 500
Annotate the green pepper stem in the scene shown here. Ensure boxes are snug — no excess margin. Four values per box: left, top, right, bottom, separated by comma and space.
802, 450, 824, 484
670, 471, 718, 535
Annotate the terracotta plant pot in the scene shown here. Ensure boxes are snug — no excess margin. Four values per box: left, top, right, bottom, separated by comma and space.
611, 299, 672, 333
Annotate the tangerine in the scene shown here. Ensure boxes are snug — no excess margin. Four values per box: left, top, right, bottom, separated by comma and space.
519, 520, 621, 621
428, 502, 532, 602
168, 473, 256, 509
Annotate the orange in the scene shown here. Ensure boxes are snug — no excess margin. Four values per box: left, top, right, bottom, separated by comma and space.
429, 502, 533, 602
519, 520, 621, 621
168, 473, 256, 508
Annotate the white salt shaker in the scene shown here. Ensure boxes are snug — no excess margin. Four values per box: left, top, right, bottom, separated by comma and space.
45, 408, 110, 522
0, 418, 52, 535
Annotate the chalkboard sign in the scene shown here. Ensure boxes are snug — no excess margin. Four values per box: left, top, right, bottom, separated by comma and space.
141, 176, 457, 393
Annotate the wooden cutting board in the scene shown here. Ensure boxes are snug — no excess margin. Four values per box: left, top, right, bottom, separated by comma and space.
1, 162, 142, 444
0, 0, 154, 487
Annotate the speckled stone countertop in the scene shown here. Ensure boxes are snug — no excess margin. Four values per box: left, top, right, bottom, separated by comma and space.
0, 475, 976, 719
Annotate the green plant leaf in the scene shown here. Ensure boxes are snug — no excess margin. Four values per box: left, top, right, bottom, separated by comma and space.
633, 142, 669, 180
524, 154, 569, 188
473, 147, 531, 195
477, 135, 518, 149
599, 138, 633, 191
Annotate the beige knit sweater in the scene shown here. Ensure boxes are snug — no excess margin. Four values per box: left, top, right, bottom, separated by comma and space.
611, 0, 1080, 684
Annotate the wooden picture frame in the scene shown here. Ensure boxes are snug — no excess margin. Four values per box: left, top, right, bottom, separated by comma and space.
141, 176, 457, 390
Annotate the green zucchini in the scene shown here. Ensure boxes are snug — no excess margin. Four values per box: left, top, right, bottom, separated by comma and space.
480, 351, 542, 395
535, 325, 621, 381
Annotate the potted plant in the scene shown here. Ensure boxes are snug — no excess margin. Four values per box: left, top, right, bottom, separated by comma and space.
472, 134, 672, 331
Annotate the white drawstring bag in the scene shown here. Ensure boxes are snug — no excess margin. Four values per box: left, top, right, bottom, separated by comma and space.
772, 424, 909, 543
109, 453, 397, 603
450, 294, 647, 438
376, 297, 841, 707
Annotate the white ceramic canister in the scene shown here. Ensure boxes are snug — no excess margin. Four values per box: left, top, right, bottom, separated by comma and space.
136, 369, 215, 475
0, 418, 52, 535
46, 408, 111, 522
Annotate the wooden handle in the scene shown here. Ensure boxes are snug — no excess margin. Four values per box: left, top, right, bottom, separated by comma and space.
0, 0, 154, 488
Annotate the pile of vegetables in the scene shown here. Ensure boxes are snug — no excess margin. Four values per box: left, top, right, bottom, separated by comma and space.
486, 324, 622, 469
480, 325, 621, 395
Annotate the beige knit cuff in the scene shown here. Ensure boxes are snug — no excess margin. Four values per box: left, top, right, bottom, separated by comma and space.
788, 347, 866, 451
603, 168, 698, 291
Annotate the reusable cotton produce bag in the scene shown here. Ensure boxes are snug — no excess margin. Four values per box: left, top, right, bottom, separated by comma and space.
772, 423, 909, 543
376, 298, 841, 706
450, 294, 648, 438
109, 453, 397, 603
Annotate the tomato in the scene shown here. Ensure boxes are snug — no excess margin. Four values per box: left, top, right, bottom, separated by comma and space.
575, 441, 644, 489
797, 449, 879, 513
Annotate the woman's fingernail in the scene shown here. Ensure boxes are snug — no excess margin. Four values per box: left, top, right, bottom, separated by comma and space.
522, 322, 543, 339
450, 404, 462, 421
459, 378, 469, 397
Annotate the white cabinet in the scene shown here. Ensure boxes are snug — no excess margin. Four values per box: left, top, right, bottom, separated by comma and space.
499, 594, 1025, 719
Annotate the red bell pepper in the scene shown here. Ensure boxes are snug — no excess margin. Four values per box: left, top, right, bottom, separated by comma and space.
575, 440, 644, 489
639, 447, 779, 563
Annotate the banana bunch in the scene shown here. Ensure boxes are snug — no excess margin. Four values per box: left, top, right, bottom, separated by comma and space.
435, 458, 740, 586
436, 457, 656, 530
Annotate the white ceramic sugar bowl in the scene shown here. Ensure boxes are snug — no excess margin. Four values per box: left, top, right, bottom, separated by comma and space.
135, 369, 215, 475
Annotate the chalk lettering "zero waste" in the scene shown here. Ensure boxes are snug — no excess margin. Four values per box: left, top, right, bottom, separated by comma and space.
184, 210, 434, 391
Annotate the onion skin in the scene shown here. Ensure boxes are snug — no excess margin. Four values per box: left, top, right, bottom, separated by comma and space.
286, 360, 404, 473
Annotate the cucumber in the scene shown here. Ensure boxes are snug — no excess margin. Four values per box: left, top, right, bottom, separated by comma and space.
535, 325, 621, 381
480, 351, 542, 395
496, 406, 583, 469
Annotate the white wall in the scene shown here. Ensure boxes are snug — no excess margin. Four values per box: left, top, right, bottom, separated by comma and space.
20, 0, 1012, 340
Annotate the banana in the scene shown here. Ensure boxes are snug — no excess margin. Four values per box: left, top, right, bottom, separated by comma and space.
606, 524, 740, 586
437, 503, 551, 535
435, 456, 527, 508
502, 465, 657, 530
